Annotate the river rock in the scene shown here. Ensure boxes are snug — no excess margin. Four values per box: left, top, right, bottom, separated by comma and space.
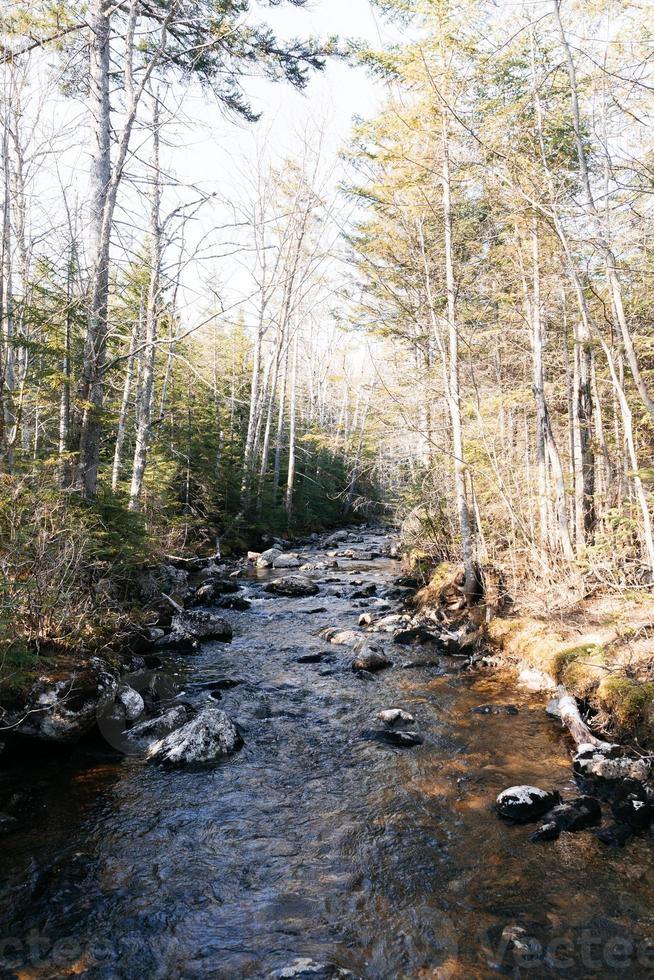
377, 708, 415, 725
192, 578, 240, 606
146, 707, 242, 765
324, 531, 349, 546
213, 594, 251, 611
136, 564, 190, 603
364, 729, 423, 748
596, 823, 635, 847
194, 562, 225, 582
269, 958, 358, 979
257, 548, 282, 568
273, 554, 302, 569
0, 663, 119, 743
573, 744, 651, 783
172, 610, 233, 642
352, 645, 392, 672
496, 786, 562, 823
529, 796, 602, 842
319, 627, 360, 646
611, 790, 654, 831
127, 705, 193, 743
264, 576, 319, 597
117, 685, 145, 722
471, 704, 519, 716
300, 559, 339, 572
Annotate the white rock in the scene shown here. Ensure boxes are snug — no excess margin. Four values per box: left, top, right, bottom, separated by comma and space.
377, 708, 415, 725
273, 554, 301, 569
117, 685, 144, 722
257, 548, 282, 568
146, 708, 241, 764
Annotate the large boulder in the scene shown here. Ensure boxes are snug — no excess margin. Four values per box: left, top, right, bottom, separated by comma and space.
136, 564, 190, 604
573, 744, 651, 783
146, 707, 242, 765
257, 548, 282, 568
352, 644, 392, 673
496, 786, 562, 823
128, 704, 193, 743
0, 660, 119, 743
172, 610, 233, 642
529, 796, 602, 842
191, 578, 240, 606
117, 685, 145, 722
273, 554, 302, 569
324, 531, 349, 547
264, 576, 319, 597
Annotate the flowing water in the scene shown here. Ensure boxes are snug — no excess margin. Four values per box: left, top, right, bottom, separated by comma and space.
1, 529, 653, 979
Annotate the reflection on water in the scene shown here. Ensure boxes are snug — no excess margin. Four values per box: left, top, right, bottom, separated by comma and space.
1, 539, 653, 978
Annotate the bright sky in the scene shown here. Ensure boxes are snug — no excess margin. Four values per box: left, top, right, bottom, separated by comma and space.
152, 0, 398, 330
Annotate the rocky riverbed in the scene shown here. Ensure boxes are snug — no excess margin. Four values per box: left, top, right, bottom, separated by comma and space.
1, 527, 654, 978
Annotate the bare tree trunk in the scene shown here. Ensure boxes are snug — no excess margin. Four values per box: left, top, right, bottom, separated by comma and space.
441, 111, 476, 598
76, 0, 112, 495
129, 97, 161, 511
284, 333, 299, 519
571, 317, 595, 549
111, 292, 142, 491
273, 338, 289, 501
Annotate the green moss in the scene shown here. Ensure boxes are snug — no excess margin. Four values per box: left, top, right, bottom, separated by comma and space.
598, 677, 654, 733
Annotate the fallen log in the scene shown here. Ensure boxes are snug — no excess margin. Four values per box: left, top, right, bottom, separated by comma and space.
553, 687, 607, 749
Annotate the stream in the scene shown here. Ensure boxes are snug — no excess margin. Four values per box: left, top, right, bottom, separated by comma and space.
1, 528, 653, 978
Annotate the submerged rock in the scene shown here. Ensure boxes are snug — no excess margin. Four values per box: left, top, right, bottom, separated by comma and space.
146, 707, 242, 764
596, 823, 634, 847
529, 796, 602, 842
352, 645, 392, 673
471, 704, 519, 716
213, 594, 251, 611
364, 729, 423, 748
496, 786, 562, 824
265, 576, 319, 597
